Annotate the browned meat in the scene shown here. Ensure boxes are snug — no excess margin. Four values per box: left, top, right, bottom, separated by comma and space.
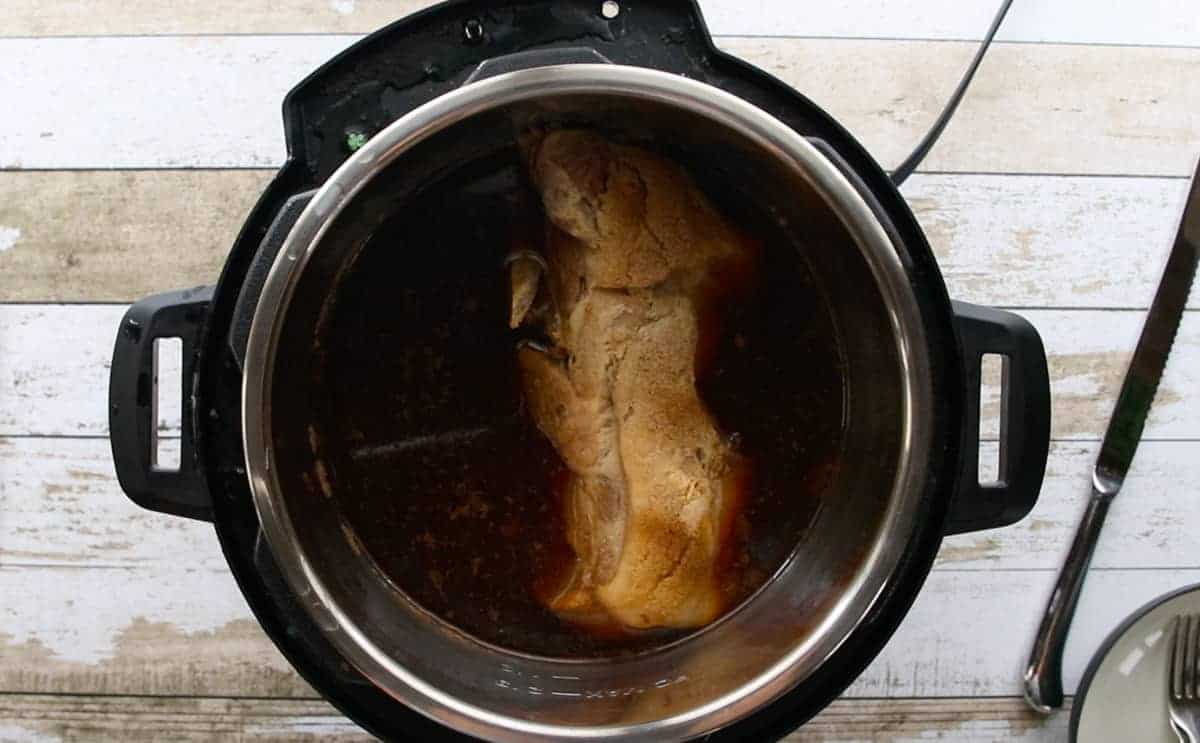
512, 131, 752, 630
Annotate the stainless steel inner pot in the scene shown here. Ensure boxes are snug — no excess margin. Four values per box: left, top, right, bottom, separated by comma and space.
242, 64, 932, 741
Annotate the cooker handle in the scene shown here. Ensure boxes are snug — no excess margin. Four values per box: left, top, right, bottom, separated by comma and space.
947, 301, 1051, 534
464, 46, 611, 84
802, 137, 1050, 531
228, 190, 316, 371
109, 286, 215, 521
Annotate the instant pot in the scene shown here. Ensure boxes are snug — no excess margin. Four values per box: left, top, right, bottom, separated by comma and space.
108, 1, 1051, 739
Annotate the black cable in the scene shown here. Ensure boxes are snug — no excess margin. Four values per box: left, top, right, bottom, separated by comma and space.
890, 0, 1015, 186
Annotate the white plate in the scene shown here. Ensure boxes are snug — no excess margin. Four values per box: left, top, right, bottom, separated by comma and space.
1073, 583, 1200, 742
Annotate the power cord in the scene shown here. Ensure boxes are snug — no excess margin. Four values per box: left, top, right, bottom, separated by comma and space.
890, 0, 1015, 186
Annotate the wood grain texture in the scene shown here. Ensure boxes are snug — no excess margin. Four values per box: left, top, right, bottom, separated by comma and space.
788, 697, 1069, 742
2, 37, 1197, 173
1011, 309, 1198, 441
860, 569, 1197, 699
4, 0, 1197, 46
907, 174, 1195, 310
2, 555, 1190, 698
943, 440, 1200, 570
0, 170, 270, 302
1, 435, 1197, 698
0, 528, 306, 697
720, 38, 1200, 178
2, 171, 1194, 306
0, 438, 219, 572
0, 694, 366, 743
5, 437, 1198, 574
3, 305, 1196, 439
0, 306, 172, 438
0, 694, 1068, 742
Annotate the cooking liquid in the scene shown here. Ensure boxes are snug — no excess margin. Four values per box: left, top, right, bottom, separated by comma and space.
315, 150, 845, 657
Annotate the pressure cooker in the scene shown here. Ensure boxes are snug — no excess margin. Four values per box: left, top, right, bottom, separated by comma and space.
108, 1, 1051, 739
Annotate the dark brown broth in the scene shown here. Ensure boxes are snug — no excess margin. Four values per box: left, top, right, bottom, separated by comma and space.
314, 149, 844, 658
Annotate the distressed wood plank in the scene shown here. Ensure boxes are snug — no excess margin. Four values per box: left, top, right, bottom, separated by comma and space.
707, 0, 1199, 46
0, 438, 222, 571
1004, 309, 1199, 441
0, 170, 271, 302
1, 557, 1190, 697
5, 437, 1199, 573
5, 0, 1197, 47
0, 694, 367, 742
719, 38, 1200, 177
2, 37, 1197, 173
2, 171, 1194, 306
909, 174, 1195, 311
931, 440, 1200, 570
0, 694, 1067, 742
3, 305, 1197, 439
0, 36, 347, 170
788, 697, 1069, 742
0, 563, 309, 697
0, 306, 172, 438
850, 569, 1198, 698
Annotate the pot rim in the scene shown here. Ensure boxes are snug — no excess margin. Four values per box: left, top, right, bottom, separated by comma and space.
241, 63, 932, 741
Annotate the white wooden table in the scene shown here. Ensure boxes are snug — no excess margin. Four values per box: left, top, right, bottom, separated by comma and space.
1, 1, 1197, 740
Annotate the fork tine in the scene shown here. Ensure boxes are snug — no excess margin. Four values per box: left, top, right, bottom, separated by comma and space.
1183, 615, 1193, 700
1167, 614, 1200, 743
1171, 616, 1183, 701
1192, 613, 1200, 700
1187, 614, 1198, 700
1177, 615, 1190, 700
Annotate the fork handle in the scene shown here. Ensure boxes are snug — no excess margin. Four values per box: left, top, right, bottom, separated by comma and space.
1023, 491, 1113, 712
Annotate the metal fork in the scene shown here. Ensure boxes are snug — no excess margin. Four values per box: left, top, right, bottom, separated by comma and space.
1169, 614, 1200, 743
